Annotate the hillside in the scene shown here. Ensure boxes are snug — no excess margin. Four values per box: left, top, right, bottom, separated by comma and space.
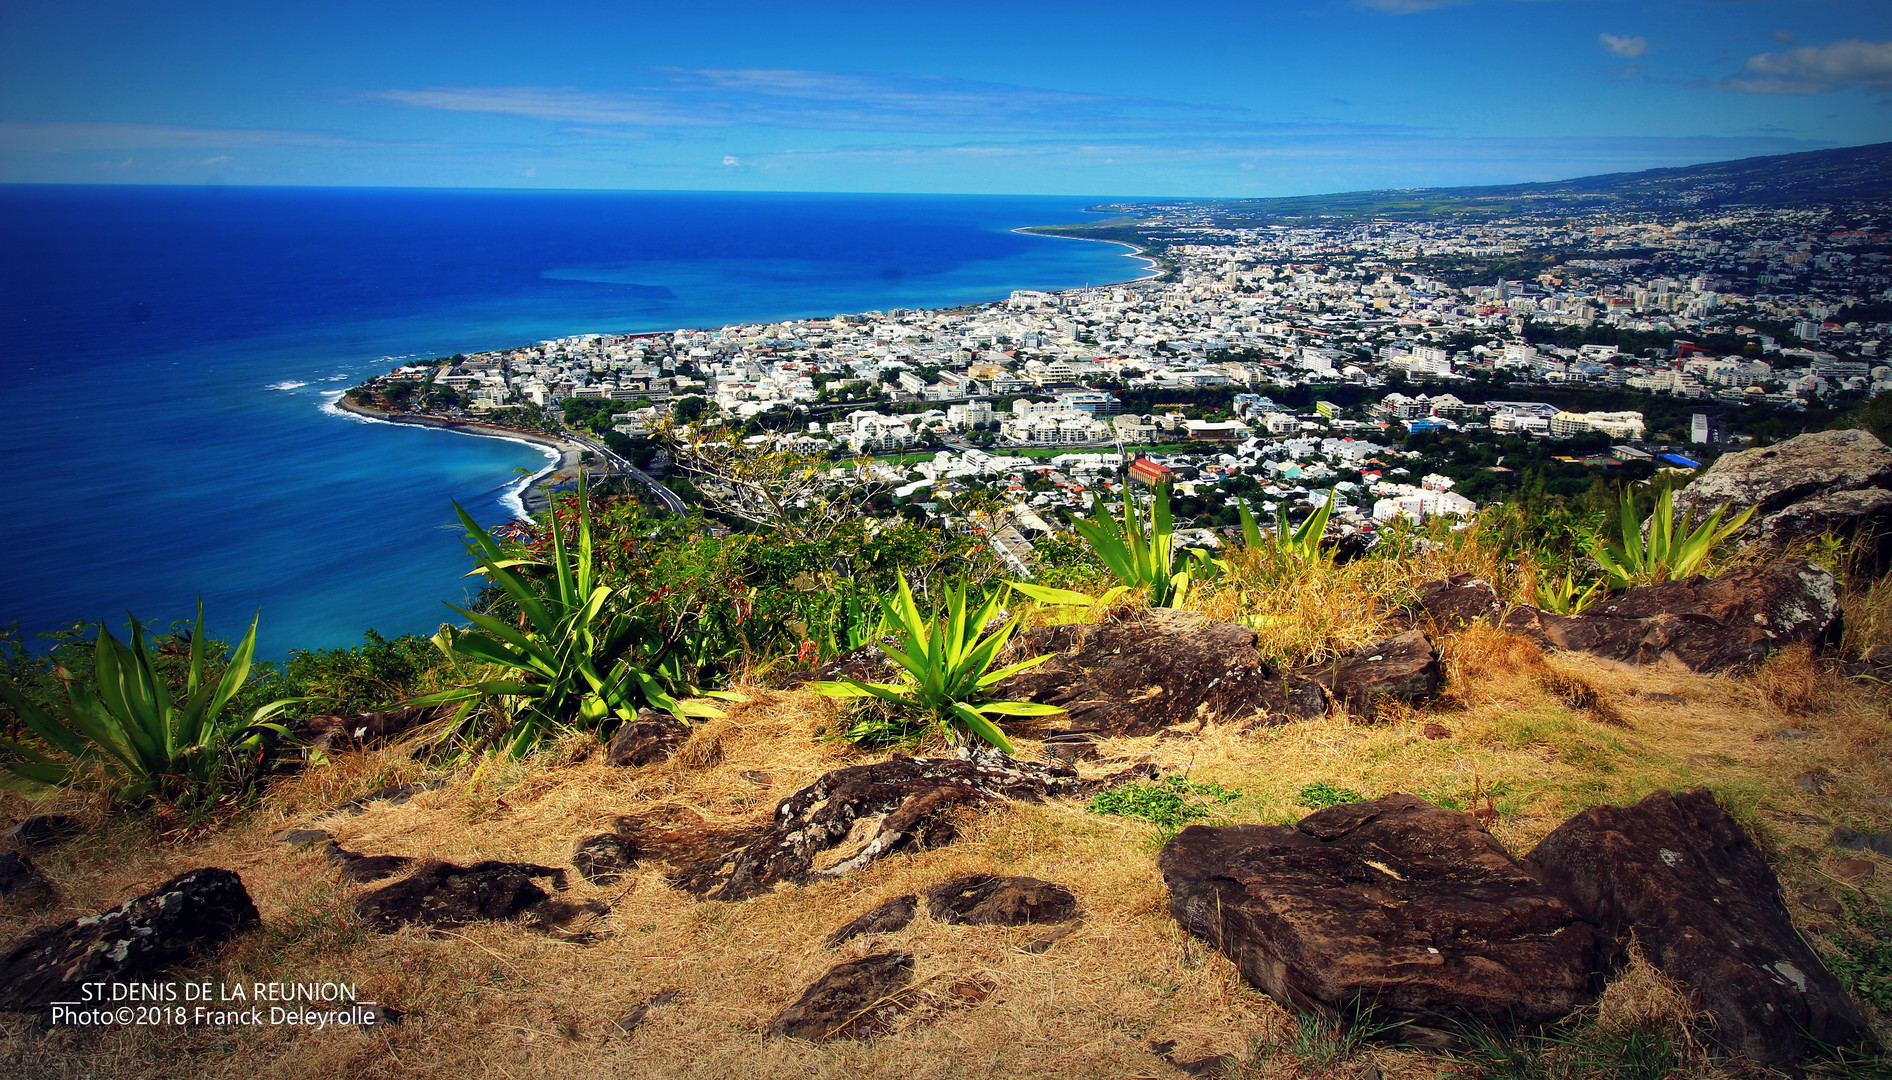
3, 432, 1892, 1079
1064, 141, 1892, 227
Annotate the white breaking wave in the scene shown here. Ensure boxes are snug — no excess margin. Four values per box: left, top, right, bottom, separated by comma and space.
318, 391, 376, 423
265, 380, 308, 391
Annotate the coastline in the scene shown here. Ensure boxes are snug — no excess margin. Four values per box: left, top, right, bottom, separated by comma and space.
332, 396, 583, 517
1008, 226, 1162, 283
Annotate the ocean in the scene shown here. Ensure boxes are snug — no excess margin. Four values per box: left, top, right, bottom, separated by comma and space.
0, 186, 1145, 658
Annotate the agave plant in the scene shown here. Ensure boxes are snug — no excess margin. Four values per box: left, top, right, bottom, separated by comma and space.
1251, 492, 1336, 567
1537, 571, 1606, 615
412, 486, 718, 759
0, 603, 296, 807
805, 578, 1063, 753
1070, 484, 1196, 608
1591, 487, 1755, 589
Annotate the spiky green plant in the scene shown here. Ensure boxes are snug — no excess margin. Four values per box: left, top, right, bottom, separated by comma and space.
1071, 483, 1194, 608
1537, 571, 1606, 615
1590, 487, 1755, 589
806, 578, 1063, 752
1257, 491, 1336, 566
0, 602, 296, 807
411, 487, 718, 759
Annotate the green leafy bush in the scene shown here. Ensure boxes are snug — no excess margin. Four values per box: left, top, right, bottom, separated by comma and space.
1297, 780, 1365, 808
413, 489, 719, 759
0, 603, 296, 808
806, 578, 1062, 752
1089, 774, 1242, 829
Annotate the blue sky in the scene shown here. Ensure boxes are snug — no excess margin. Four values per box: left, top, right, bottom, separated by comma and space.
1, 0, 1888, 197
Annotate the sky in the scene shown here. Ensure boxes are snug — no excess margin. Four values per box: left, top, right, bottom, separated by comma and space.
1, 0, 1889, 198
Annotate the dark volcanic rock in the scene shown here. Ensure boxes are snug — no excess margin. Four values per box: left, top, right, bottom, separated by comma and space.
769, 951, 915, 1041
354, 860, 568, 932
1159, 794, 1610, 1034
670, 747, 1150, 902
1525, 789, 1862, 1070
1296, 629, 1441, 718
824, 895, 918, 948
6, 814, 84, 849
317, 841, 414, 885
990, 608, 1326, 736
605, 710, 692, 768
330, 780, 441, 817
294, 705, 443, 750
1831, 825, 1892, 859
925, 875, 1079, 926
571, 832, 636, 885
1673, 429, 1892, 567
0, 851, 53, 905
0, 867, 259, 1011
1501, 561, 1840, 673
1416, 574, 1506, 630
270, 827, 332, 848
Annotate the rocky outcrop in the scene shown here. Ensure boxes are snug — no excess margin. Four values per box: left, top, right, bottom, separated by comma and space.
354, 860, 570, 932
668, 748, 1150, 902
605, 711, 693, 767
1673, 429, 1892, 566
824, 895, 918, 948
1159, 795, 1611, 1037
1296, 629, 1442, 718
1501, 560, 1840, 673
1526, 789, 1862, 1071
0, 867, 259, 1011
1414, 574, 1507, 630
991, 608, 1330, 736
925, 875, 1079, 926
571, 832, 637, 885
769, 951, 915, 1041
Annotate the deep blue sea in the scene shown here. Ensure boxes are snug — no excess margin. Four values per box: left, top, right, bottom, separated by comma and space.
0, 186, 1144, 658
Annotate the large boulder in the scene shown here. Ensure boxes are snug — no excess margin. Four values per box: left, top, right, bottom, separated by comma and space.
1501, 560, 1840, 673
769, 951, 915, 1041
1159, 795, 1610, 1037
0, 867, 259, 1011
1673, 429, 1892, 564
991, 608, 1329, 736
668, 747, 1150, 902
1526, 789, 1863, 1070
1414, 574, 1507, 631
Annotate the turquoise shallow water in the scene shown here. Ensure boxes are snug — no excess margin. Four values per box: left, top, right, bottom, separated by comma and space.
0, 187, 1143, 657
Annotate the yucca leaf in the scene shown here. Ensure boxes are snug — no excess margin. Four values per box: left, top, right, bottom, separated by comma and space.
948, 702, 1016, 754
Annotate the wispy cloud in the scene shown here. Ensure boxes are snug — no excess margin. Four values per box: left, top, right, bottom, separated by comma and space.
1718, 38, 1892, 94
365, 70, 1395, 138
1352, 0, 1466, 13
1600, 34, 1649, 60
0, 121, 376, 150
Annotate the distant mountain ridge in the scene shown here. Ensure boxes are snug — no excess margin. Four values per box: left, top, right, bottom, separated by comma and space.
1093, 141, 1892, 223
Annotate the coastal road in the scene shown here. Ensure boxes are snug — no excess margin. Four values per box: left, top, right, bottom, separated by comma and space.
566, 432, 689, 516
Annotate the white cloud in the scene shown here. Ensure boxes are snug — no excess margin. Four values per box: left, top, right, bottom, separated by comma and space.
722, 155, 740, 166
1721, 39, 1892, 94
1600, 34, 1649, 60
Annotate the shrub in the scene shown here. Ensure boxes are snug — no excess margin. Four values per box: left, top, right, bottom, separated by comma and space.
0, 603, 296, 808
1591, 487, 1754, 589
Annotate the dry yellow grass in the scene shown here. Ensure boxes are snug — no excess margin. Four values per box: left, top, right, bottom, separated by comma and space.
3, 614, 1890, 1079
